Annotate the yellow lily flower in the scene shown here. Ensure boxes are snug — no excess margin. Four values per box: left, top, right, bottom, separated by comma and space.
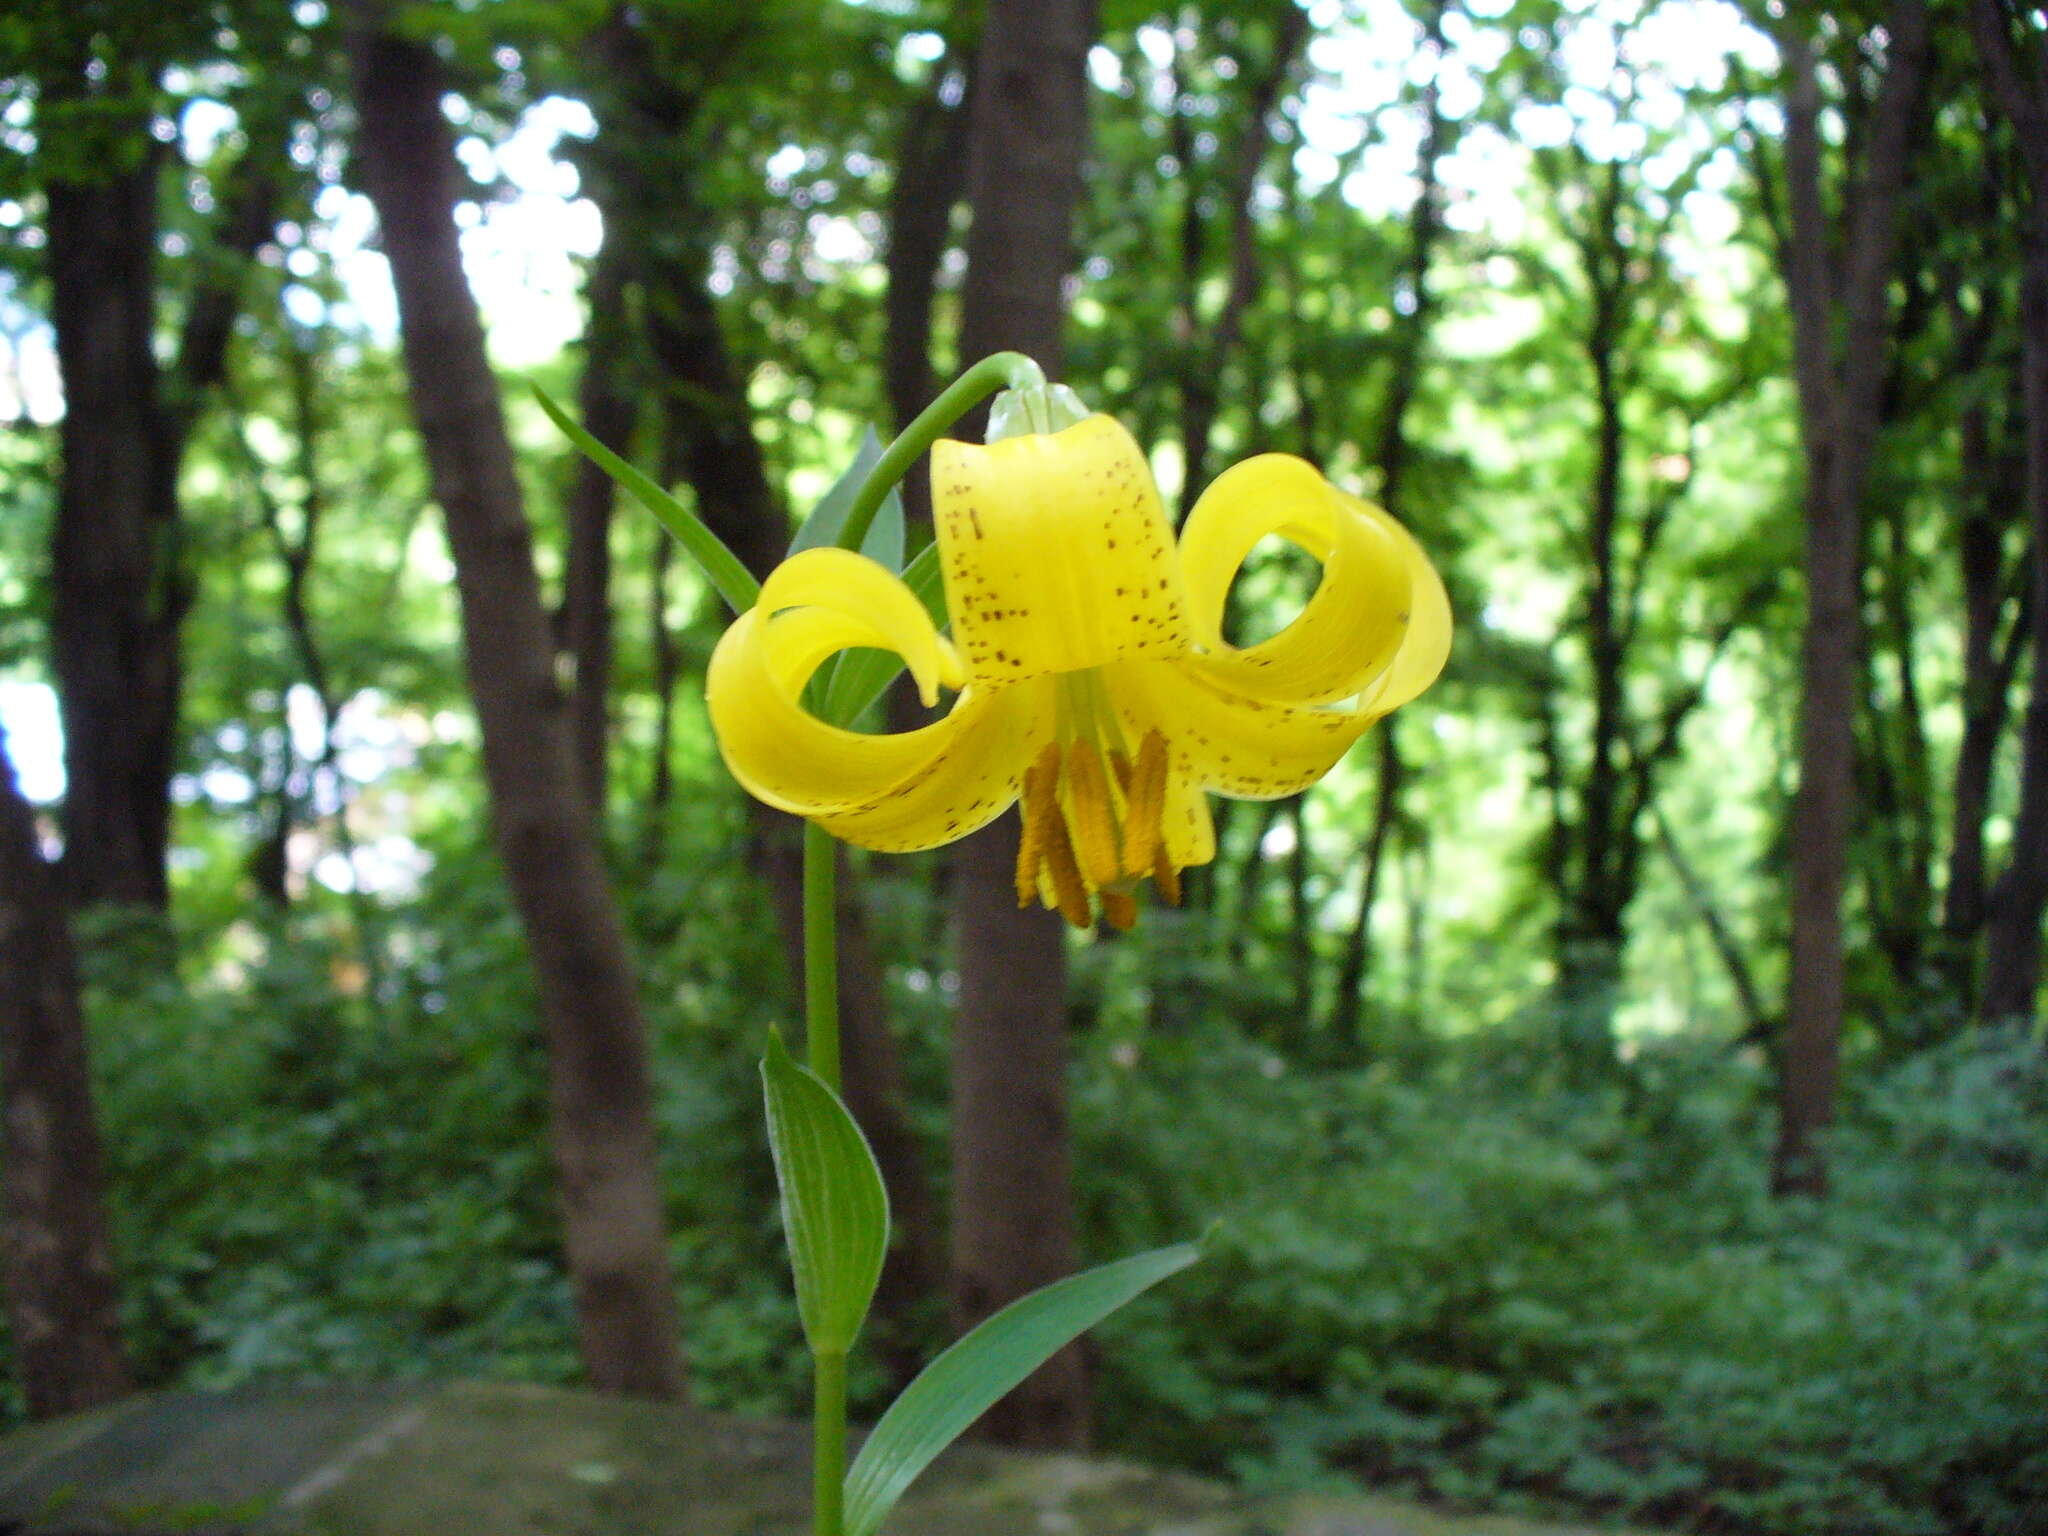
707, 413, 1449, 930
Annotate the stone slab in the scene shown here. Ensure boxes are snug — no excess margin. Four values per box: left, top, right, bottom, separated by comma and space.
0, 1383, 1649, 1536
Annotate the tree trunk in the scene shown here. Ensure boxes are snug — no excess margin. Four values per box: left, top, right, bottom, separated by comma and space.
43, 106, 275, 912
885, 45, 975, 535
344, 11, 684, 1398
1329, 727, 1401, 1045
1325, 1, 1445, 1041
44, 156, 182, 911
1941, 335, 2020, 958
948, 0, 1097, 1450
1557, 181, 1630, 1062
633, 191, 950, 1357
562, 243, 634, 815
1771, 3, 1929, 1194
0, 723, 131, 1418
1971, 0, 2048, 1027
1175, 3, 1309, 515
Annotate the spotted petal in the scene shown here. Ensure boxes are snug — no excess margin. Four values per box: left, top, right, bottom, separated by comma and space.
933, 415, 1193, 686
1178, 454, 1417, 707
1107, 657, 1374, 802
706, 549, 1041, 852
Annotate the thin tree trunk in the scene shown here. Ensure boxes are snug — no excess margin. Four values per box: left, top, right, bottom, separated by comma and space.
345, 10, 684, 1398
563, 243, 634, 814
43, 110, 274, 912
948, 0, 1097, 1450
635, 193, 951, 1351
1650, 800, 1771, 1044
1226, 796, 1286, 969
1324, 0, 1445, 1039
1286, 793, 1312, 1025
45, 155, 181, 911
1971, 0, 2048, 1027
1771, 3, 1928, 1194
0, 723, 131, 1418
885, 46, 975, 535
1942, 324, 2019, 955
1557, 168, 1631, 1059
642, 524, 680, 865
1329, 725, 1402, 1045
225, 353, 388, 1004
1176, 4, 1310, 515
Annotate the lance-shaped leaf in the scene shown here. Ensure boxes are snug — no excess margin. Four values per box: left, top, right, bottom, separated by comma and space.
532, 382, 760, 615
760, 1030, 890, 1358
790, 426, 907, 573
842, 1242, 1201, 1536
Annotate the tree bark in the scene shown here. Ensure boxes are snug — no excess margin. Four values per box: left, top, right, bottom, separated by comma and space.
948, 0, 1097, 1450
885, 43, 975, 537
44, 153, 182, 910
562, 243, 634, 815
1940, 298, 2019, 958
1329, 725, 1402, 1047
1771, 2, 1929, 1194
42, 101, 275, 911
628, 153, 950, 1355
1970, 0, 2048, 1026
1324, 3, 1447, 1043
0, 722, 131, 1418
344, 11, 684, 1398
1175, 3, 1310, 515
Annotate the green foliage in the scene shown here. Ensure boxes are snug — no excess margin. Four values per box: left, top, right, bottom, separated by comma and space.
38, 829, 2042, 1536
760, 1029, 890, 1359
1075, 1021, 2048, 1536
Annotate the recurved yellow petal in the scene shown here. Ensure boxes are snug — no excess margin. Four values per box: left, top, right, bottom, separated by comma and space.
1178, 454, 1414, 707
1344, 492, 1452, 715
813, 681, 1046, 851
1111, 656, 1373, 801
932, 415, 1192, 686
706, 564, 1041, 850
1159, 764, 1216, 873
757, 546, 961, 704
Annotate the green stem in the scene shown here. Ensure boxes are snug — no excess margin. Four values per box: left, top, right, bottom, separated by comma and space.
796, 350, 1045, 1536
803, 820, 841, 1093
813, 1349, 849, 1536
836, 351, 1046, 556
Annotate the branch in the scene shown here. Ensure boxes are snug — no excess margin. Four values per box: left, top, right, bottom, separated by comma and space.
1968, 0, 2048, 206
1623, 573, 1780, 827
1649, 799, 1773, 1040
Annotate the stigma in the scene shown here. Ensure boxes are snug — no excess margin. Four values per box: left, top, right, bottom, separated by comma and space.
1014, 673, 1182, 930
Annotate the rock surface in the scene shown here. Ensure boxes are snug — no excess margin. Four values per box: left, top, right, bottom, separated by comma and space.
0, 1382, 1647, 1536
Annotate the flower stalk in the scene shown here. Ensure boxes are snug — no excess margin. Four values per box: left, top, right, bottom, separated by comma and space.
799, 351, 1050, 1536
553, 351, 1225, 1536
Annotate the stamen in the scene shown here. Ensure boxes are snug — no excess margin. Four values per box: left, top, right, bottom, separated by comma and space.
1038, 804, 1093, 929
1014, 684, 1186, 928
1015, 742, 1061, 907
1120, 731, 1169, 879
1066, 743, 1122, 889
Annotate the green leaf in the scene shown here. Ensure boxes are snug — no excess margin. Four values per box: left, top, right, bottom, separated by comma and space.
819, 542, 949, 725
842, 1242, 1201, 1536
532, 383, 760, 614
790, 428, 906, 572
760, 1030, 890, 1358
